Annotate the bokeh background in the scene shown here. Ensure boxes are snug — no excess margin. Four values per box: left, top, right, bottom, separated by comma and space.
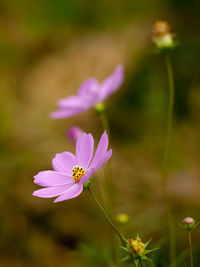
0, 0, 200, 266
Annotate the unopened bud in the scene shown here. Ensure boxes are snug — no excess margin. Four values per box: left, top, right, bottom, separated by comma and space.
179, 217, 198, 231
127, 237, 145, 257
94, 102, 105, 114
153, 21, 170, 36
116, 213, 130, 225
183, 217, 194, 225
152, 21, 177, 53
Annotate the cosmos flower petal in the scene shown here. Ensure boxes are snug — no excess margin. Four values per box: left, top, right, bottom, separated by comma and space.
58, 96, 83, 109
93, 149, 112, 172
33, 132, 112, 203
54, 183, 83, 203
51, 65, 124, 119
34, 171, 73, 186
78, 79, 99, 96
89, 131, 108, 170
52, 152, 76, 173
79, 168, 94, 185
76, 133, 94, 169
99, 65, 124, 101
51, 108, 83, 118
33, 184, 74, 198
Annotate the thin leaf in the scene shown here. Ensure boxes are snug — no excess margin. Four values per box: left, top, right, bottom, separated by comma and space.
120, 255, 131, 262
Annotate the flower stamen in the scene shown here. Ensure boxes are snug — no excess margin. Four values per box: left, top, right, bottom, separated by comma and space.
72, 165, 85, 183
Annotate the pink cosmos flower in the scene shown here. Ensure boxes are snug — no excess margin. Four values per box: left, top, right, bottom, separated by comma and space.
33, 131, 112, 203
51, 65, 124, 118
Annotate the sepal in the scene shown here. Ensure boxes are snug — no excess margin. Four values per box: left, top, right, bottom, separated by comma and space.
178, 220, 199, 231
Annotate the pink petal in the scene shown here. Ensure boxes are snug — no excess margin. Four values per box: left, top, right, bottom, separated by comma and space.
34, 171, 73, 186
93, 149, 112, 172
78, 79, 99, 96
54, 183, 83, 203
58, 96, 83, 109
52, 152, 76, 174
79, 169, 94, 185
89, 131, 108, 170
99, 65, 124, 101
76, 133, 94, 169
33, 184, 73, 198
51, 108, 83, 118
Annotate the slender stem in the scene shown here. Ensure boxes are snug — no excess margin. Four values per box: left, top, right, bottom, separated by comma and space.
188, 231, 194, 267
97, 109, 114, 217
162, 55, 176, 264
99, 110, 111, 138
96, 109, 117, 265
163, 55, 174, 184
139, 258, 144, 267
167, 205, 176, 266
88, 188, 126, 247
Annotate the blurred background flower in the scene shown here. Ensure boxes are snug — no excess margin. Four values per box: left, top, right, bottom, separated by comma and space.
51, 65, 124, 118
67, 126, 84, 143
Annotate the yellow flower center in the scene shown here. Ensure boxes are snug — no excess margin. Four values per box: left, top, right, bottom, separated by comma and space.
72, 165, 85, 183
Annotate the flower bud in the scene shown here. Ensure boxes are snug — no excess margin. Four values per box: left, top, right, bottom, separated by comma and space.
181, 217, 195, 230
120, 235, 157, 263
183, 217, 194, 225
127, 237, 145, 257
94, 102, 105, 114
152, 21, 177, 53
67, 126, 83, 142
116, 213, 130, 225
179, 217, 199, 231
153, 21, 170, 36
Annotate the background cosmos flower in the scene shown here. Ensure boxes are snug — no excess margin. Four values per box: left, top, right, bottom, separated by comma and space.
33, 131, 112, 203
67, 126, 84, 142
51, 65, 124, 118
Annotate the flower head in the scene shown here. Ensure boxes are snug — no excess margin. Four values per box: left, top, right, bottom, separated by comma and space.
33, 131, 112, 203
153, 21, 171, 36
183, 217, 194, 225
152, 21, 177, 53
127, 237, 145, 257
67, 126, 83, 142
179, 217, 199, 231
51, 65, 124, 119
120, 235, 158, 263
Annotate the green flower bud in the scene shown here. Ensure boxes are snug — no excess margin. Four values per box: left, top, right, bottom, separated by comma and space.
116, 213, 130, 225
94, 102, 105, 114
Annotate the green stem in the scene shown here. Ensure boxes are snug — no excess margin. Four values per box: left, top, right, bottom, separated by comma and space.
162, 55, 176, 264
163, 55, 174, 184
188, 231, 194, 267
97, 109, 114, 216
88, 188, 126, 247
139, 258, 144, 267
167, 205, 176, 266
99, 110, 111, 138
96, 108, 117, 265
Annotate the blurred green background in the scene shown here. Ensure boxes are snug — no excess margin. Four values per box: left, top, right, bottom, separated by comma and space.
0, 0, 200, 266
